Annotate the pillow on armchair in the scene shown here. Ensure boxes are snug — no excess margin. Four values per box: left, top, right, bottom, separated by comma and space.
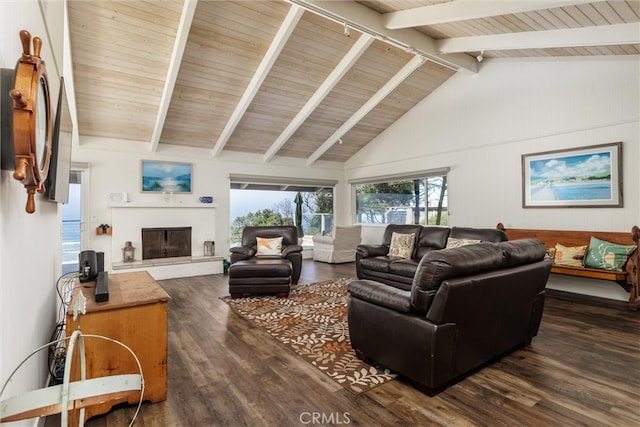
256, 237, 283, 256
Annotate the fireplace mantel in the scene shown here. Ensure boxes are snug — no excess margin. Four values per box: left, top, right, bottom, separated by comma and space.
110, 202, 218, 209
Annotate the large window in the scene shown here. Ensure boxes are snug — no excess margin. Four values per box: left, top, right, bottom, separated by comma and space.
353, 171, 448, 225
229, 175, 336, 246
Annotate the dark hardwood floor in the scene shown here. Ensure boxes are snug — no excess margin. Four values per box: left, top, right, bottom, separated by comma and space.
77, 260, 639, 426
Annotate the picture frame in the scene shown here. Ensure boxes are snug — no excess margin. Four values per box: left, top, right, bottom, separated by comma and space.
522, 142, 622, 208
141, 160, 192, 193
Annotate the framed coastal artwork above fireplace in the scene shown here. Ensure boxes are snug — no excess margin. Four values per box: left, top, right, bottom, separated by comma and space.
141, 160, 192, 193
522, 142, 622, 208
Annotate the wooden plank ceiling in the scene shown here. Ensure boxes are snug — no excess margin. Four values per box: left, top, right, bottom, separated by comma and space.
68, 0, 640, 165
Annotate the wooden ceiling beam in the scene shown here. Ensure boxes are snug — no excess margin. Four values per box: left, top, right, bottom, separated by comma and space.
306, 55, 425, 166
263, 33, 374, 162
211, 4, 304, 158
290, 0, 478, 73
382, 0, 600, 29
437, 22, 640, 53
150, 0, 198, 152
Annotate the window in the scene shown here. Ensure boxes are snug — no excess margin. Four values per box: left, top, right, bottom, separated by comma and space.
353, 170, 448, 225
229, 175, 336, 246
62, 169, 85, 274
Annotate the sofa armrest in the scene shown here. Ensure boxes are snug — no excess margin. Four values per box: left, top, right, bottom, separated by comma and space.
229, 245, 256, 264
312, 235, 334, 245
282, 244, 303, 257
230, 245, 256, 257
348, 280, 412, 313
356, 244, 388, 258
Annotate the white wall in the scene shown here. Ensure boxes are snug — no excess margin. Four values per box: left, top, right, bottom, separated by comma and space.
0, 0, 65, 420
70, 144, 345, 271
345, 56, 640, 300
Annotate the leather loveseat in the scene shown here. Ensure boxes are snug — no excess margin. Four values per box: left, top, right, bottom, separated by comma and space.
356, 224, 508, 290
347, 238, 552, 395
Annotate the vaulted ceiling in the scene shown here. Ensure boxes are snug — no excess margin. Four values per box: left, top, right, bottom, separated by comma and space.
67, 0, 640, 165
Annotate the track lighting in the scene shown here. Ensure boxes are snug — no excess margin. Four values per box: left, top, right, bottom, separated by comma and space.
338, 138, 343, 145
343, 22, 350, 37
476, 50, 484, 63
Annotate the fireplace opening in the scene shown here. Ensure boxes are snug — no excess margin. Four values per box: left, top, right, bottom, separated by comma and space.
142, 227, 192, 260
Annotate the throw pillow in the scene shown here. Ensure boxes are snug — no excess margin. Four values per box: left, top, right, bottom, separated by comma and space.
388, 232, 415, 259
256, 237, 283, 256
584, 236, 636, 271
545, 247, 557, 261
554, 243, 587, 267
446, 237, 481, 248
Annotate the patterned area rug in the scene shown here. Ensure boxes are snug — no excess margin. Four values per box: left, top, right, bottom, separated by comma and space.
222, 278, 396, 394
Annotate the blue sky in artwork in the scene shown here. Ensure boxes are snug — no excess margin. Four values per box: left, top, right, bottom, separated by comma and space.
142, 161, 190, 177
530, 152, 611, 179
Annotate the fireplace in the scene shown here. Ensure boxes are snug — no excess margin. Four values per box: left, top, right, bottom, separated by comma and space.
142, 227, 192, 260
110, 203, 217, 272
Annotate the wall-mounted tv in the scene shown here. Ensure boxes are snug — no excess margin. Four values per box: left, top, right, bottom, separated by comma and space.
46, 77, 73, 203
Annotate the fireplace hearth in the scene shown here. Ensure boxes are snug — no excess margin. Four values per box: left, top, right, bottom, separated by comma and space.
142, 227, 192, 260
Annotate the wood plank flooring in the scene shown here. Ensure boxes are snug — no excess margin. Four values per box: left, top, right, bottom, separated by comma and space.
73, 260, 639, 426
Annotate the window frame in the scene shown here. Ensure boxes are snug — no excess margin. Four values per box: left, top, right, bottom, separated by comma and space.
350, 168, 449, 226
228, 174, 337, 243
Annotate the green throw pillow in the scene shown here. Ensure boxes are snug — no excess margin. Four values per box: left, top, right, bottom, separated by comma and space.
584, 236, 636, 271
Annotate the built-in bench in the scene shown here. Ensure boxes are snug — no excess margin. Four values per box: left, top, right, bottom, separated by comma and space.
496, 223, 639, 310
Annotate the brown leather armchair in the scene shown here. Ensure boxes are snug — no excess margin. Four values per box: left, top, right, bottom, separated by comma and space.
229, 225, 304, 284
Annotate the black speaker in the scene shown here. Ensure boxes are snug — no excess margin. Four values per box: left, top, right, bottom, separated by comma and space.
1, 68, 16, 171
79, 250, 97, 283
96, 251, 104, 273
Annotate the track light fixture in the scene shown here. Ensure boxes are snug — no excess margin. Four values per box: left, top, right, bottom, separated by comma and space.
343, 22, 350, 37
337, 138, 343, 145
476, 50, 484, 63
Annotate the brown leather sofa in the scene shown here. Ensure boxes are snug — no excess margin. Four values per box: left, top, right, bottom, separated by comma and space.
228, 226, 304, 297
347, 238, 552, 395
356, 224, 508, 290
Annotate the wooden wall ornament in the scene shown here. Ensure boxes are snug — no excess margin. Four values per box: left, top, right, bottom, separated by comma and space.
10, 30, 52, 213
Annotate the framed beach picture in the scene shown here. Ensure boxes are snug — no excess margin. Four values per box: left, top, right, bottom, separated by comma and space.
522, 142, 622, 208
141, 160, 192, 193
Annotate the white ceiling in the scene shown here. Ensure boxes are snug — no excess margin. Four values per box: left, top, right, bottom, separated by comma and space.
67, 0, 640, 165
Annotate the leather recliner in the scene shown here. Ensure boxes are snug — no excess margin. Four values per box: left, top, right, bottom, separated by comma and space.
229, 225, 304, 284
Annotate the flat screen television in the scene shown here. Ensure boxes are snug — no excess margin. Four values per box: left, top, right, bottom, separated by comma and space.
46, 77, 73, 203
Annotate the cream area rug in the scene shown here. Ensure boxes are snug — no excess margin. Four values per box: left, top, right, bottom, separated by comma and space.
222, 278, 396, 394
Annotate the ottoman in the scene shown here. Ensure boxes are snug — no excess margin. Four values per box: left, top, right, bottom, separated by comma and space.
228, 258, 292, 298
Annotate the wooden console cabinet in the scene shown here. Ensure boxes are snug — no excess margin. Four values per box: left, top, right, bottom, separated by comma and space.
66, 271, 171, 421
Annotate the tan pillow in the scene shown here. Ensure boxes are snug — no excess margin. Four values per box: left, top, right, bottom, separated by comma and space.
388, 232, 415, 259
256, 237, 283, 256
545, 247, 557, 260
554, 243, 587, 267
446, 237, 481, 248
